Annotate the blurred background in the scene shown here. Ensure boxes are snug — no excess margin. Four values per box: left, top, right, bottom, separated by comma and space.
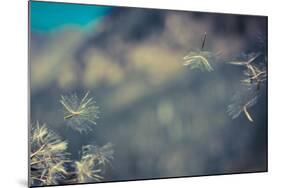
30, 1, 267, 182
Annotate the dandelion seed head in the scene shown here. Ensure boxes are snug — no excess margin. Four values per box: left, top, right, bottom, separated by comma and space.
183, 50, 215, 72
60, 91, 100, 133
30, 123, 69, 186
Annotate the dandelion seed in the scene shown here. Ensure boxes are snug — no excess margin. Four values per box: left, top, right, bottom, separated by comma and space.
74, 143, 113, 183
183, 51, 214, 72
183, 32, 215, 72
228, 52, 261, 66
75, 157, 103, 183
242, 64, 267, 90
48, 141, 68, 153
32, 122, 48, 143
45, 161, 68, 185
82, 143, 114, 167
76, 143, 113, 183
60, 91, 100, 133
228, 52, 267, 90
227, 88, 259, 123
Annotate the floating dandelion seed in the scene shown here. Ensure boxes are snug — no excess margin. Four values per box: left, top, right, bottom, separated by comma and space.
228, 52, 261, 66
82, 143, 114, 167
183, 50, 214, 72
228, 52, 267, 90
227, 88, 259, 123
242, 63, 267, 90
30, 122, 70, 186
183, 32, 215, 72
60, 91, 100, 133
74, 143, 114, 183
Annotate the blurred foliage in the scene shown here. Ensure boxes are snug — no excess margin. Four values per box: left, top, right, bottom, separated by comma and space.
83, 51, 124, 88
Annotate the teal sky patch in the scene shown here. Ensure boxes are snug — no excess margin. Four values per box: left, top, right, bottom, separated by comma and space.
30, 1, 111, 32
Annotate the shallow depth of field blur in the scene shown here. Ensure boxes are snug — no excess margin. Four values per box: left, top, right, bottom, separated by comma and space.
30, 1, 267, 183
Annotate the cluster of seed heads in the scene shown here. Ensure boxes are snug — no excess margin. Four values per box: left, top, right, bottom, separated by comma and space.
30, 92, 113, 186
